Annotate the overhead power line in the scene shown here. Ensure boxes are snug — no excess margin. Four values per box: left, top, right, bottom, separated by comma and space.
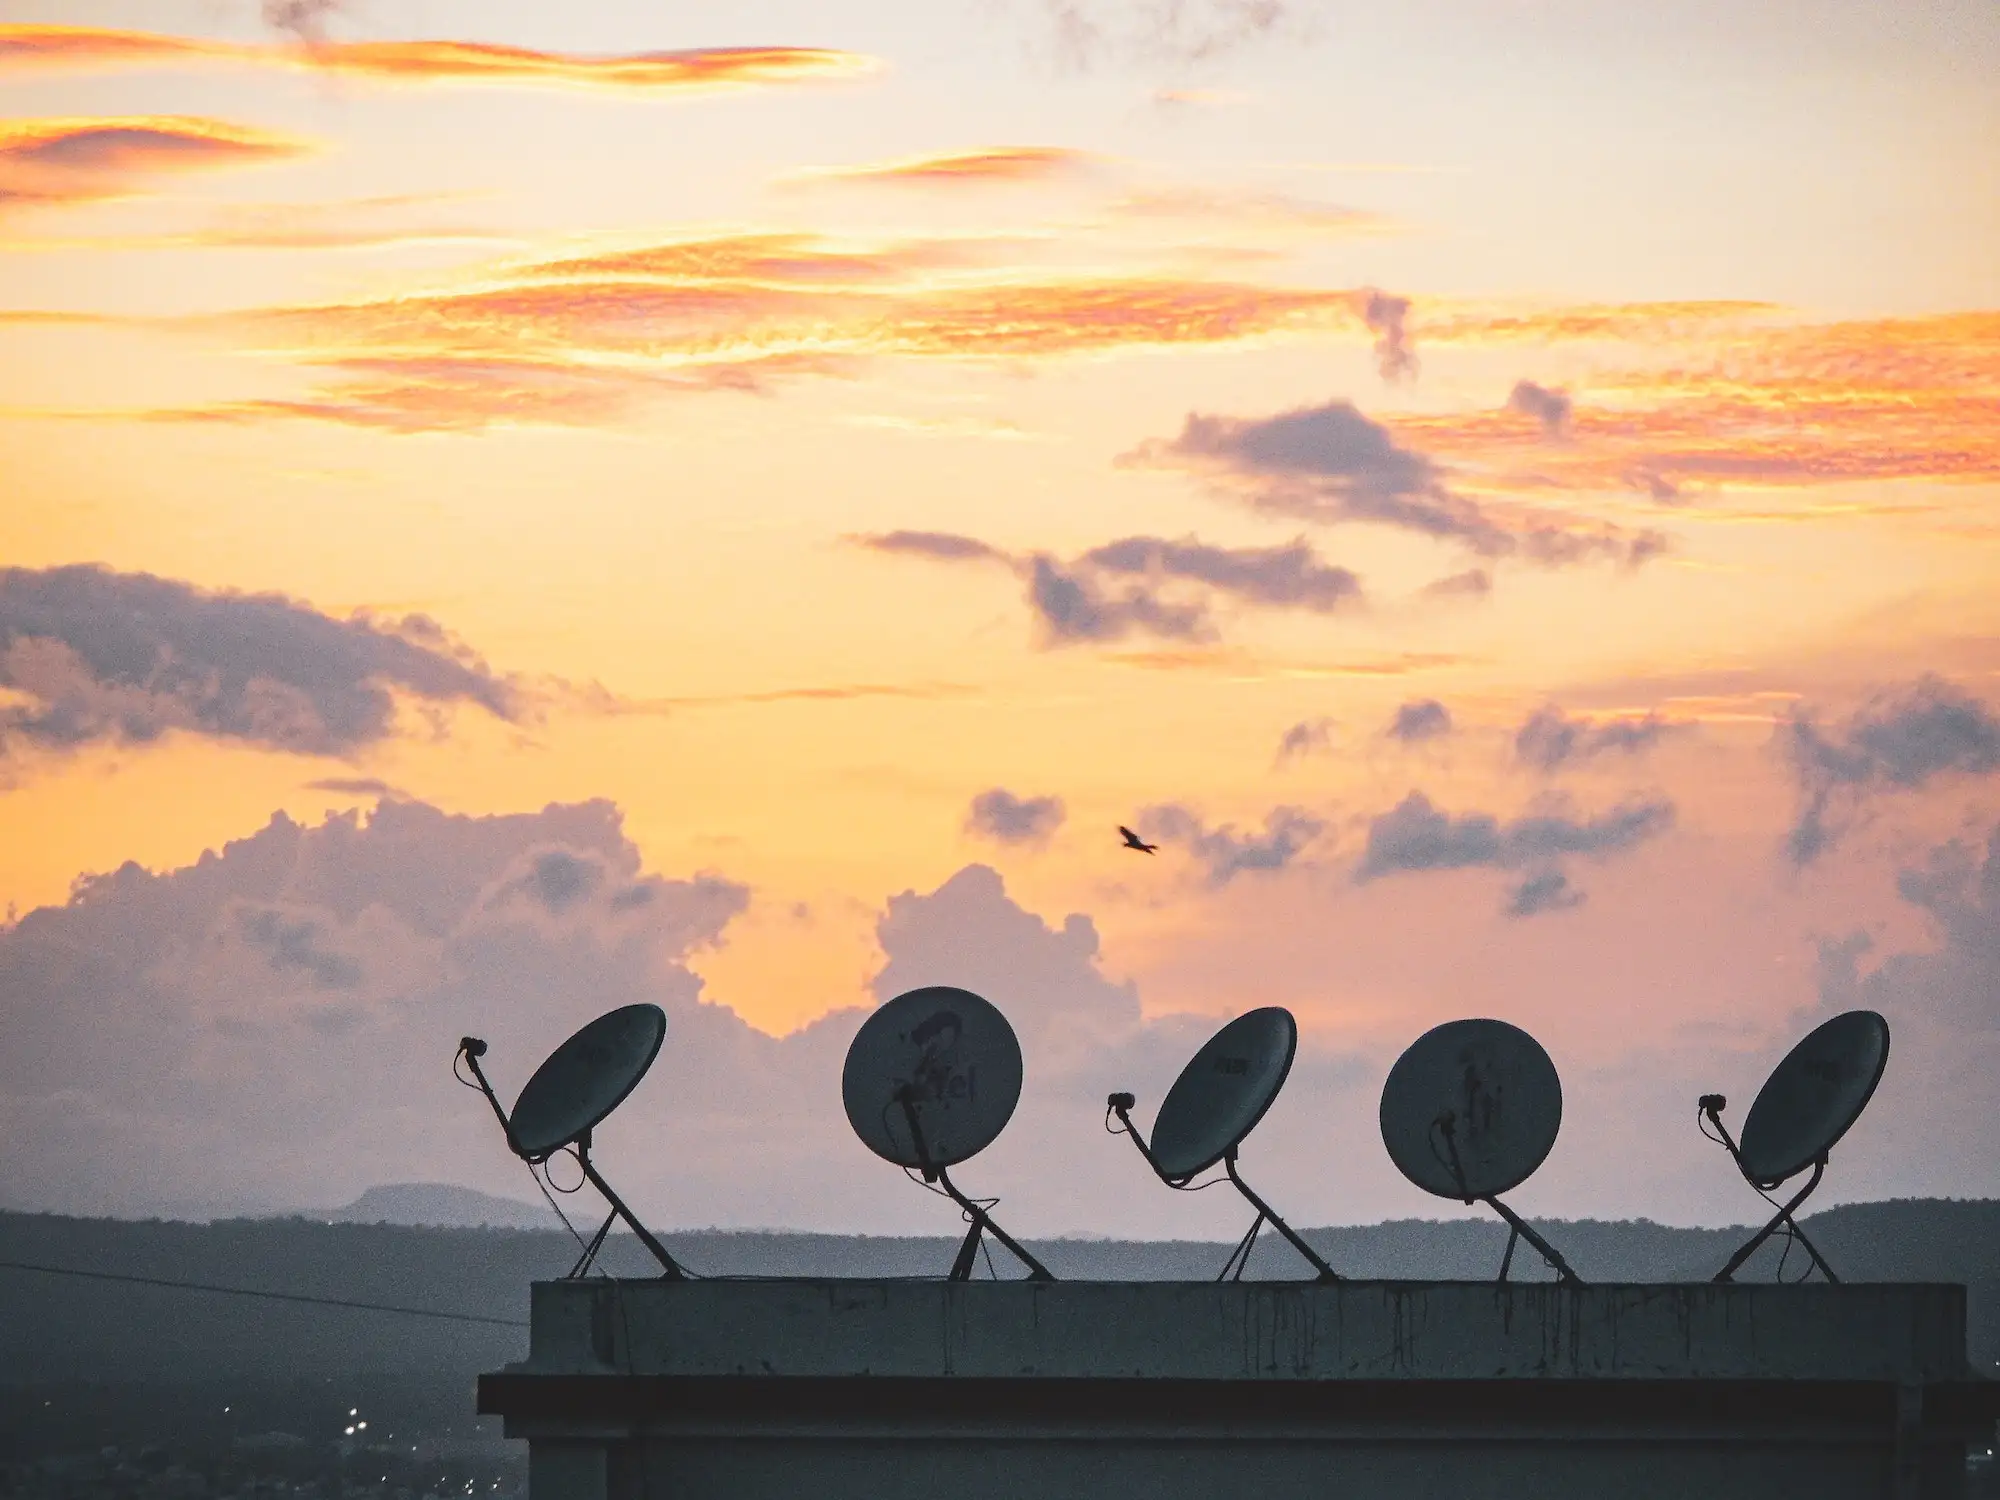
0, 1259, 528, 1328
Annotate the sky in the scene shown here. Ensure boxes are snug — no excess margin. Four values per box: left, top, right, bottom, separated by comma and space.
0, 0, 1996, 1239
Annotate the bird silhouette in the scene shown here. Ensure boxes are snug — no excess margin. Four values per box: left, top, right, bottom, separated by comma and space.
1119, 825, 1158, 854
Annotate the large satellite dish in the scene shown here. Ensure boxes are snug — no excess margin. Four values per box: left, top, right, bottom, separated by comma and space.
1108, 1008, 1340, 1282
1697, 1009, 1891, 1284
1378, 1019, 1582, 1285
841, 987, 1052, 1281
510, 1004, 665, 1160
457, 1004, 686, 1280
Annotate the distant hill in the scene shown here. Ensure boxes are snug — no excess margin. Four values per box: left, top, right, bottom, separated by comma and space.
2, 1199, 1994, 1385
322, 1184, 546, 1230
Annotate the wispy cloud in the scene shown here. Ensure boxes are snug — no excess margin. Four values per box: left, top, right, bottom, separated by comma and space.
1124, 396, 1666, 568
1109, 185, 1391, 239
57, 228, 1371, 432
0, 193, 507, 255
1355, 789, 1674, 913
0, 25, 876, 92
853, 528, 1361, 646
1394, 310, 2000, 497
1515, 704, 1681, 772
1138, 803, 1326, 885
0, 116, 308, 212
786, 146, 1092, 187
1025, 0, 1308, 67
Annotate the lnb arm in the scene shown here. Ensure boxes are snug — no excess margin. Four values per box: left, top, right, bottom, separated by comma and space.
1698, 1093, 1747, 1171
458, 1037, 526, 1159
1106, 1091, 1176, 1183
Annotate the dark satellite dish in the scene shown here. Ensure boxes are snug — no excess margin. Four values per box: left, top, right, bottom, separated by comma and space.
457, 1004, 686, 1280
1378, 1019, 1582, 1285
1108, 1008, 1340, 1282
842, 986, 1052, 1281
510, 1004, 665, 1160
1697, 1009, 1890, 1284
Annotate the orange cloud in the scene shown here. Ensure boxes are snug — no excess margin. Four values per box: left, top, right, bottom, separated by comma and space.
1393, 311, 2000, 498
0, 193, 508, 254
1108, 186, 1393, 238
787, 146, 1092, 186
68, 229, 1364, 431
0, 116, 308, 211
0, 25, 875, 91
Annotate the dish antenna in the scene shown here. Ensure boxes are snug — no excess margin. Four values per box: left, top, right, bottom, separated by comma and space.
842, 986, 1054, 1281
1697, 1009, 1890, 1284
456, 1004, 686, 1280
1108, 1008, 1340, 1282
1379, 1018, 1582, 1285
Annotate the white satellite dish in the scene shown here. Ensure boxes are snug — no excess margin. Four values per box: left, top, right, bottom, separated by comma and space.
842, 987, 1052, 1281
1697, 1009, 1890, 1284
457, 1004, 686, 1280
1108, 1008, 1340, 1282
1378, 1019, 1581, 1285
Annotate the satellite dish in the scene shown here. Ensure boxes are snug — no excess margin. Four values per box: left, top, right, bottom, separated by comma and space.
1738, 1009, 1890, 1186
456, 1005, 686, 1280
510, 1004, 666, 1160
1107, 1008, 1340, 1282
1697, 1009, 1891, 1285
843, 986, 1023, 1171
841, 987, 1052, 1282
1378, 1019, 1581, 1285
1150, 1007, 1296, 1181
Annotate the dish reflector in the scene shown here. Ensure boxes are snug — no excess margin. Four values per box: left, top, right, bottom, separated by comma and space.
1150, 1007, 1297, 1181
509, 1003, 666, 1160
843, 986, 1023, 1170
1736, 1009, 1889, 1186
1380, 1018, 1562, 1201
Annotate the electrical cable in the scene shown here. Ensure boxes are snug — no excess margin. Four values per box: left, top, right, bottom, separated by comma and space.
0, 1259, 527, 1327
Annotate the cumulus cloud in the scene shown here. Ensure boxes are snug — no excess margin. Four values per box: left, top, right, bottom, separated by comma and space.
966, 787, 1067, 845
1125, 398, 1664, 568
0, 801, 1365, 1233
1515, 704, 1679, 772
1387, 698, 1451, 744
1355, 790, 1673, 913
1274, 717, 1335, 763
0, 798, 764, 1218
1819, 823, 2000, 1035
0, 565, 515, 769
1783, 676, 2000, 865
1140, 803, 1325, 885
1506, 379, 1572, 436
853, 529, 1361, 646
1360, 289, 1416, 382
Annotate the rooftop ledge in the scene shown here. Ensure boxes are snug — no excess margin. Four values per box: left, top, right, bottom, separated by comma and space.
495, 1278, 1983, 1385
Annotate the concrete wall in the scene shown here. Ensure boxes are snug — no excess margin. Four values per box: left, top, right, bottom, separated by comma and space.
484, 1280, 1998, 1500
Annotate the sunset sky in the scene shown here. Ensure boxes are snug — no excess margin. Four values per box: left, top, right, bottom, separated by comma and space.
1, 0, 1996, 1241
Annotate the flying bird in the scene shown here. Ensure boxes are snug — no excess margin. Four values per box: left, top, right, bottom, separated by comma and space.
1119, 825, 1158, 854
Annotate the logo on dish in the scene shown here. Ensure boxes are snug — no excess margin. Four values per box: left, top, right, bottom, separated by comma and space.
899, 1009, 978, 1104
